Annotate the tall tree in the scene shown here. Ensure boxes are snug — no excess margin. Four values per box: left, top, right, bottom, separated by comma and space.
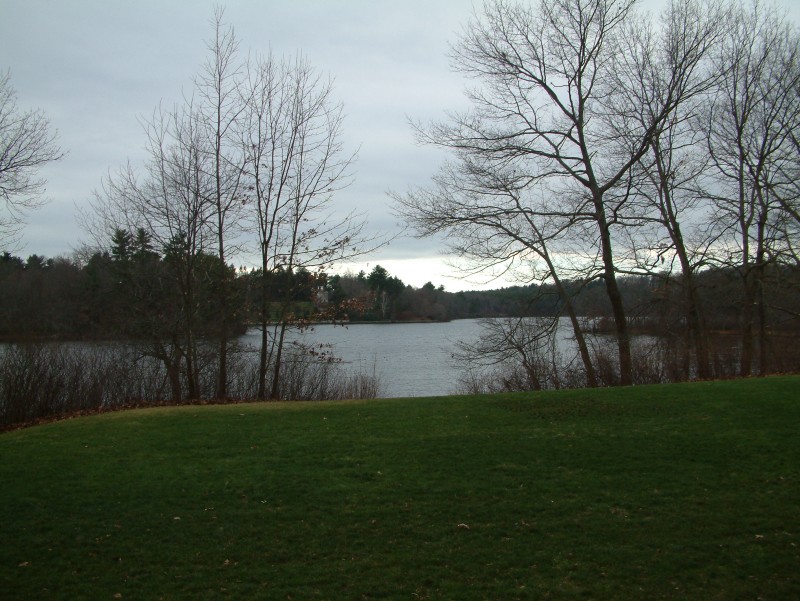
89, 99, 217, 401
237, 51, 364, 399
622, 0, 724, 378
366, 265, 405, 320
397, 0, 713, 384
195, 8, 247, 399
703, 1, 800, 375
89, 10, 370, 402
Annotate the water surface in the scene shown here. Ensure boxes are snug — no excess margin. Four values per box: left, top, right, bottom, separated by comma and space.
239, 320, 486, 397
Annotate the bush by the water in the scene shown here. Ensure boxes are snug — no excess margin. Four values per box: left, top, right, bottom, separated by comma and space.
0, 343, 380, 430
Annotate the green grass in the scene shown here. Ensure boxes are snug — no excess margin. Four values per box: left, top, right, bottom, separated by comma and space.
1, 377, 799, 599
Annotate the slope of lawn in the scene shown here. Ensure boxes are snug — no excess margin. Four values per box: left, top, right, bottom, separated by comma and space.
1, 377, 799, 599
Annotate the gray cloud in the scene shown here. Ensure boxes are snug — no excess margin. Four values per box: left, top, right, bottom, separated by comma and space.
2, 0, 798, 290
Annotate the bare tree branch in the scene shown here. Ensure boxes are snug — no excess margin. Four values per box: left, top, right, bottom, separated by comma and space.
0, 70, 64, 248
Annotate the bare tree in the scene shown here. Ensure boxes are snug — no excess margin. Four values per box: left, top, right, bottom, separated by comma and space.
766, 20, 800, 263
87, 9, 372, 402
396, 0, 715, 385
195, 8, 248, 399
625, 116, 718, 377
89, 101, 217, 401
703, 1, 800, 375
777, 67, 800, 234
619, 0, 725, 379
0, 70, 64, 248
237, 51, 365, 399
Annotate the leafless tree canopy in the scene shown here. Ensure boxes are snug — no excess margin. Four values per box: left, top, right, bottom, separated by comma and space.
0, 70, 64, 248
396, 0, 800, 386
85, 9, 372, 400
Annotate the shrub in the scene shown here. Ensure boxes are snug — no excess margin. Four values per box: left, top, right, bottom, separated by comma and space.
0, 342, 380, 430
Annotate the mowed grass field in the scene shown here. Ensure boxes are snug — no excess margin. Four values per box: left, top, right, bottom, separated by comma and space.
1, 377, 799, 599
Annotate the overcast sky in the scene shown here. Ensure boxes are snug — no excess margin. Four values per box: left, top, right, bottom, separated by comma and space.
2, 0, 799, 291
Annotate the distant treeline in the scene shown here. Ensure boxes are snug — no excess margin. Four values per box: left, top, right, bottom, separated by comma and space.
2, 245, 800, 341
337, 264, 800, 337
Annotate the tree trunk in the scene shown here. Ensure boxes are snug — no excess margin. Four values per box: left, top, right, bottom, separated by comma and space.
152, 342, 184, 403
756, 267, 767, 376
685, 283, 710, 379
604, 268, 633, 386
184, 335, 200, 400
215, 227, 228, 399
257, 322, 270, 400
216, 333, 228, 399
739, 270, 755, 377
183, 261, 201, 400
166, 363, 182, 404
269, 321, 289, 400
594, 195, 633, 386
653, 142, 710, 380
754, 201, 768, 376
551, 270, 597, 388
675, 246, 710, 379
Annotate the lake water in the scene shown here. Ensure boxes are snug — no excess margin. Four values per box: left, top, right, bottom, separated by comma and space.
238, 318, 582, 398
239, 320, 483, 398
0, 318, 587, 399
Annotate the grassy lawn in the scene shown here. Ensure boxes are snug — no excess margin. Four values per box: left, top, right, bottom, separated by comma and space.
1, 377, 799, 599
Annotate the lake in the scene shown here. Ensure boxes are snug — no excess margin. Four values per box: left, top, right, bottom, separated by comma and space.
238, 318, 582, 398
0, 318, 588, 399
239, 320, 480, 398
